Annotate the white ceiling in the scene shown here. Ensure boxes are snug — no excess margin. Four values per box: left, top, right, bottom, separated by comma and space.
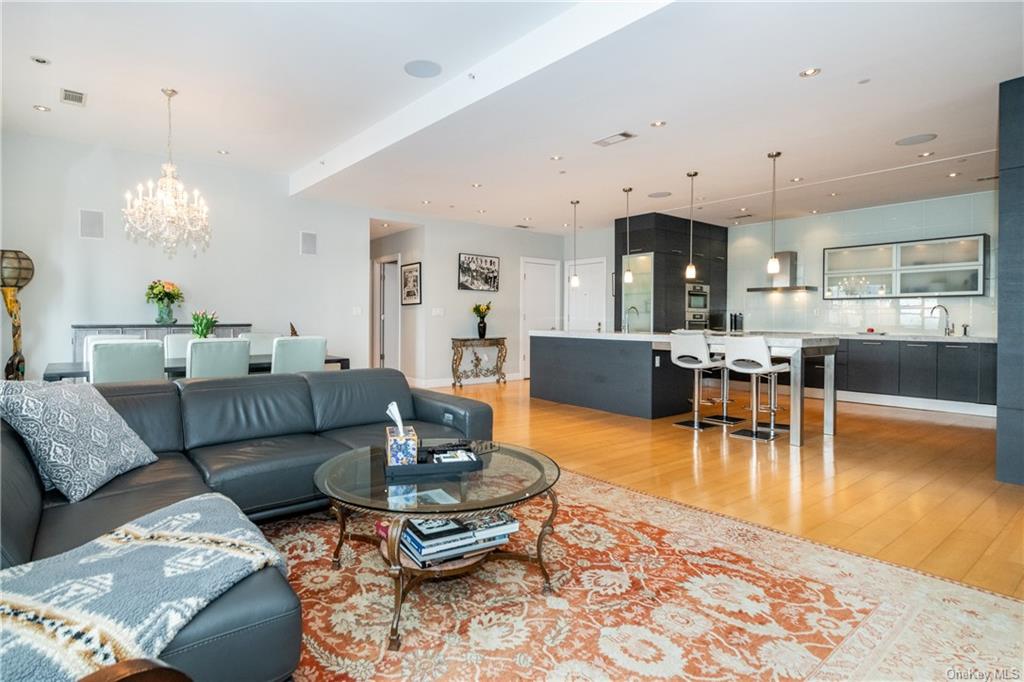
3, 2, 1021, 232
369, 218, 421, 241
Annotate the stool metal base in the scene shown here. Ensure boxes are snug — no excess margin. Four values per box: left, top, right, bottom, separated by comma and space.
674, 420, 719, 431
729, 428, 780, 442
704, 414, 745, 425
755, 420, 790, 430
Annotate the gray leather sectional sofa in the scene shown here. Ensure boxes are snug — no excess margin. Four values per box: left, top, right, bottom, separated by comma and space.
0, 369, 493, 681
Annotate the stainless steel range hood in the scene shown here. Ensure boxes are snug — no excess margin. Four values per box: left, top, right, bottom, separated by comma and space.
746, 251, 819, 292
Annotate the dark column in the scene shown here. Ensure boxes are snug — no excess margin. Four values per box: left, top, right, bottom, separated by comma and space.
997, 76, 1024, 484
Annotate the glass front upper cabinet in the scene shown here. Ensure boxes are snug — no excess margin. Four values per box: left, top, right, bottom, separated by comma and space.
823, 234, 986, 299
621, 252, 654, 332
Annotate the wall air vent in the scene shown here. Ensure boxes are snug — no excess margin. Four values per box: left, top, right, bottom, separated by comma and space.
60, 88, 87, 106
79, 209, 104, 239
592, 131, 637, 147
728, 213, 754, 220
299, 231, 317, 256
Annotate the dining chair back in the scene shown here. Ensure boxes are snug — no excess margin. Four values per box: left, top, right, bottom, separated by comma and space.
163, 333, 193, 360
238, 332, 285, 356
271, 336, 327, 374
83, 334, 141, 368
186, 338, 250, 379
89, 340, 164, 384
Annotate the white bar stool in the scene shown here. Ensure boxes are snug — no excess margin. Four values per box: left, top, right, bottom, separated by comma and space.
724, 336, 790, 441
670, 331, 722, 431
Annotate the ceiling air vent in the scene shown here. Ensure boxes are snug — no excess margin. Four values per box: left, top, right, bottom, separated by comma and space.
514, 224, 531, 230
728, 213, 754, 220
60, 89, 87, 106
592, 131, 637, 147
976, 175, 999, 182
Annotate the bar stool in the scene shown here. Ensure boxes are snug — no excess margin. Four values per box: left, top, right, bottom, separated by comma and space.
670, 332, 722, 431
724, 336, 790, 441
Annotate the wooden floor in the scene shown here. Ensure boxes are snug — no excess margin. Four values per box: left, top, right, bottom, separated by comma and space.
440, 379, 1024, 598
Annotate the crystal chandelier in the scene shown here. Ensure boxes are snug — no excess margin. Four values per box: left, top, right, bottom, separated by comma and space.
123, 88, 210, 255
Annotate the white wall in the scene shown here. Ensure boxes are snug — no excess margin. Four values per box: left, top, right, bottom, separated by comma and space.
370, 227, 426, 378
564, 221, 616, 326
1, 132, 373, 378
727, 191, 999, 336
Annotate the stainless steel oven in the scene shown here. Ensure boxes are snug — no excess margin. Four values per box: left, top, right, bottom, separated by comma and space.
685, 283, 710, 329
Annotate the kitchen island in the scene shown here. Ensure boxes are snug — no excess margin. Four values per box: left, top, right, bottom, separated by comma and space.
529, 330, 840, 447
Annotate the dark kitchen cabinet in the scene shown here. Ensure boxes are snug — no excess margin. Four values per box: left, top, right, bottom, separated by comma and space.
980, 343, 997, 405
847, 339, 900, 395
899, 342, 938, 398
937, 343, 981, 402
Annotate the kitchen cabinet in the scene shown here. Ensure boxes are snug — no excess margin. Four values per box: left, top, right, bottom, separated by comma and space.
980, 343, 997, 405
899, 342, 938, 398
847, 339, 900, 395
937, 342, 981, 402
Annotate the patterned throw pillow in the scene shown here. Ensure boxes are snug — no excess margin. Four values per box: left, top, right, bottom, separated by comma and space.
0, 381, 157, 502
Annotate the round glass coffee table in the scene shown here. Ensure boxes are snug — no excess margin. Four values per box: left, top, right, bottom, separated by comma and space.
314, 440, 560, 650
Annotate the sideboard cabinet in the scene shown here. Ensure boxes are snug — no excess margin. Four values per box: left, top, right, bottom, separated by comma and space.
70, 323, 252, 362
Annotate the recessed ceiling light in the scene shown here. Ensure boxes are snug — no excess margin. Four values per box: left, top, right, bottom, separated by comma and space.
477, 209, 486, 214
733, 221, 740, 225
790, 177, 804, 183
948, 172, 960, 178
799, 67, 822, 78
648, 191, 672, 198
421, 200, 431, 205
739, 207, 747, 212
563, 223, 569, 227
650, 120, 667, 128
523, 217, 532, 221
404, 60, 442, 78
382, 223, 390, 228
216, 149, 230, 155
30, 55, 50, 65
549, 155, 562, 161
895, 133, 938, 146
558, 170, 567, 175
32, 104, 51, 112
471, 183, 482, 188
917, 151, 934, 158
810, 210, 819, 214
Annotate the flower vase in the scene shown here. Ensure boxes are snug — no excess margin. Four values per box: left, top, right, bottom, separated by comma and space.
477, 320, 487, 339
155, 301, 176, 325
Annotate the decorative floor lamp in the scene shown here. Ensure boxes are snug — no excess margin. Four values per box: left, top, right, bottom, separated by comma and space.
1, 250, 35, 380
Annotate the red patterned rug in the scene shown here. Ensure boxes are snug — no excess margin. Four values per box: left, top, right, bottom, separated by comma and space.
260, 471, 1023, 681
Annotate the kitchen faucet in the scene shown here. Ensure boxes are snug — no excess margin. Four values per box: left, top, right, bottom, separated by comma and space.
625, 306, 639, 333
930, 304, 955, 336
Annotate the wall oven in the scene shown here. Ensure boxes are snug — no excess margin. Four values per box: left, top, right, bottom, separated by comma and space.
685, 283, 710, 330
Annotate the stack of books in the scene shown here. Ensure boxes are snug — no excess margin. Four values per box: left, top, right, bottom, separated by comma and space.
397, 511, 519, 568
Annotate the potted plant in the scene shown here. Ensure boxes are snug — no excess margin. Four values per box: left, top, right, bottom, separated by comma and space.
191, 310, 218, 338
472, 301, 491, 339
145, 280, 184, 324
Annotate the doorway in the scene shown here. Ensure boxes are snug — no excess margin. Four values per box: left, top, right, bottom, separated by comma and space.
372, 255, 401, 370
520, 257, 561, 379
564, 257, 607, 332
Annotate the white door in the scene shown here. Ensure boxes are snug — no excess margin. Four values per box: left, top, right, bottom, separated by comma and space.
564, 257, 607, 332
520, 258, 561, 378
381, 261, 401, 370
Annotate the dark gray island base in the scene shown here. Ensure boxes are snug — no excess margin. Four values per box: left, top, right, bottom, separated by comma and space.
529, 335, 694, 418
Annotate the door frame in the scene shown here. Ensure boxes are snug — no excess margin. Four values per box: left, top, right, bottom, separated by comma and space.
563, 256, 607, 331
372, 253, 402, 371
519, 256, 562, 379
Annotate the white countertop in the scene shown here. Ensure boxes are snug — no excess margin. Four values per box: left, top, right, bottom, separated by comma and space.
529, 330, 840, 349
829, 332, 996, 344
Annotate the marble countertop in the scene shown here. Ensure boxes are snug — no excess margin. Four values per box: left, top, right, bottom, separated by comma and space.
827, 332, 996, 344
529, 330, 840, 349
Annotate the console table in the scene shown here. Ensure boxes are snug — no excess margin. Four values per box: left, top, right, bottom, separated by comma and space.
451, 337, 507, 388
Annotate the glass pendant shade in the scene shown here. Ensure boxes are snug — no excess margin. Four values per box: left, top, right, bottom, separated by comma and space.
685, 262, 697, 279
570, 273, 580, 288
766, 256, 781, 274
622, 269, 633, 284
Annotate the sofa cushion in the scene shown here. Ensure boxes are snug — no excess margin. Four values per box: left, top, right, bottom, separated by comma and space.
178, 374, 316, 450
0, 381, 158, 502
319, 420, 464, 450
41, 451, 205, 509
1, 423, 43, 568
161, 567, 301, 682
95, 380, 184, 453
32, 475, 211, 560
301, 369, 415, 432
187, 434, 348, 514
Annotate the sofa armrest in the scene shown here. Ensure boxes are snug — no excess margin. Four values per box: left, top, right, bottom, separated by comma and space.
411, 389, 493, 440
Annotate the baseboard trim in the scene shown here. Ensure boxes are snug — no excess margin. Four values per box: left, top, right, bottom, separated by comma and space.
408, 374, 524, 389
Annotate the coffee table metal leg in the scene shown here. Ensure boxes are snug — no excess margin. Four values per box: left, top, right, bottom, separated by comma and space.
386, 518, 408, 651
331, 502, 348, 569
536, 488, 559, 592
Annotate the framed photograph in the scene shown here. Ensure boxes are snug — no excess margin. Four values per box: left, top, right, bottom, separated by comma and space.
458, 253, 500, 292
400, 262, 422, 305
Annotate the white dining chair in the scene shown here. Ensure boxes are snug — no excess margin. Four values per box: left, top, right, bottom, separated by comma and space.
271, 336, 327, 374
238, 332, 285, 356
83, 334, 141, 368
89, 340, 164, 384
163, 333, 193, 360
186, 338, 250, 379
723, 336, 791, 441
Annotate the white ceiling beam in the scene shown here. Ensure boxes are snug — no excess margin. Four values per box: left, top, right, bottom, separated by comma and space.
288, 1, 670, 196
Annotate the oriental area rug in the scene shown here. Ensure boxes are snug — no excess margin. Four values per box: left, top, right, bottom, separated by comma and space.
260, 471, 1023, 681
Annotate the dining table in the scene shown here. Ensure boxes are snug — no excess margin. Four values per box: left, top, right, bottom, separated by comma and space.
42, 354, 351, 382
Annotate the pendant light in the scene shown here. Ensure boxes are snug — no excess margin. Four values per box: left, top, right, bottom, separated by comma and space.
766, 151, 782, 274
622, 187, 634, 284
685, 171, 698, 280
570, 200, 580, 288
